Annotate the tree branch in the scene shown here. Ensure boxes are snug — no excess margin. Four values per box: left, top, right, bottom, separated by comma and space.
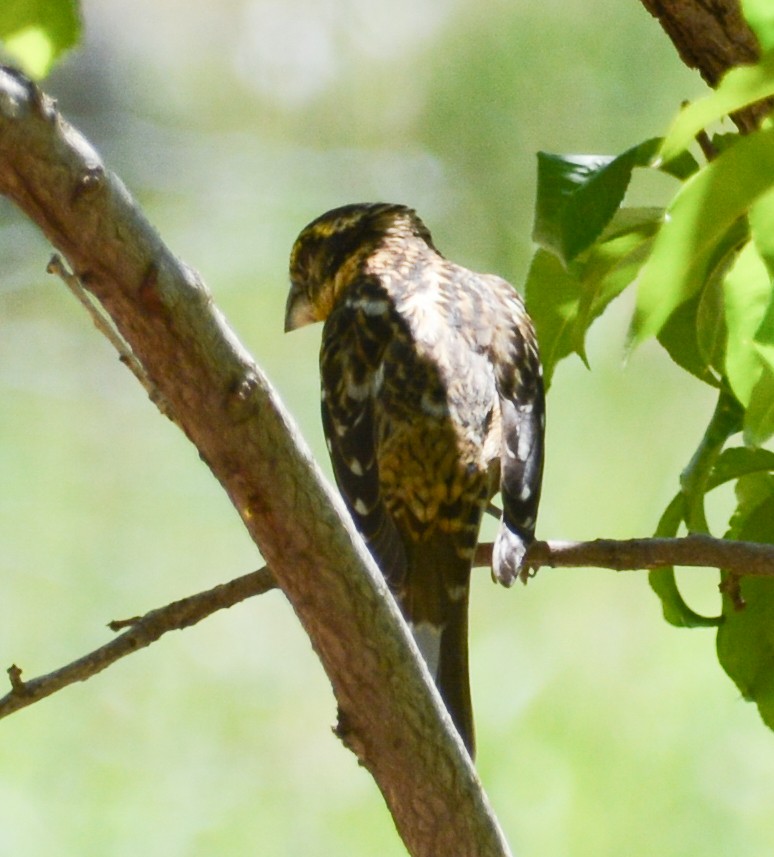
6, 532, 773, 722
639, 0, 771, 131
0, 67, 510, 857
522, 534, 774, 578
0, 566, 277, 719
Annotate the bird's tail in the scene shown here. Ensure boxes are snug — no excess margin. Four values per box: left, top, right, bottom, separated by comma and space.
398, 535, 474, 757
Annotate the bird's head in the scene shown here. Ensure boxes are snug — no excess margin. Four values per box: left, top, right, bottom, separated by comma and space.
284, 202, 434, 331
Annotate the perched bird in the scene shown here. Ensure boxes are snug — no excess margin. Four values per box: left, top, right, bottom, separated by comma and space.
284, 203, 544, 755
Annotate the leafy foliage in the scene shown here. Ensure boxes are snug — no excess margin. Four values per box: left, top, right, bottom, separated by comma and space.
525, 41, 774, 731
743, 0, 774, 53
0, 0, 81, 78
718, 472, 774, 729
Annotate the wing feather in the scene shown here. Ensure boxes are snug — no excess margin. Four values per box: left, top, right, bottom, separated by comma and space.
321, 278, 407, 586
491, 296, 545, 585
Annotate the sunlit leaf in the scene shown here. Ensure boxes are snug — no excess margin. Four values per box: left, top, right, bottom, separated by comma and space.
660, 54, 774, 162
707, 447, 774, 490
723, 241, 771, 406
696, 262, 727, 373
743, 0, 774, 53
0, 0, 81, 78
593, 206, 665, 242
532, 139, 670, 265
755, 290, 774, 348
749, 185, 774, 278
525, 207, 661, 387
744, 345, 774, 446
717, 473, 774, 730
524, 248, 582, 388
572, 207, 661, 351
631, 126, 774, 345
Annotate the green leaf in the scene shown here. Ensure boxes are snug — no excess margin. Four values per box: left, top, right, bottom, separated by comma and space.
717, 473, 774, 729
648, 494, 721, 628
656, 285, 721, 386
631, 126, 774, 345
524, 248, 582, 388
709, 132, 745, 157
723, 241, 772, 406
696, 259, 728, 373
0, 0, 81, 78
743, 0, 774, 53
652, 219, 747, 385
750, 184, 774, 279
744, 345, 774, 446
656, 147, 701, 182
660, 54, 774, 162
755, 291, 774, 347
707, 446, 774, 490
533, 139, 666, 265
730, 470, 774, 520
574, 207, 661, 333
594, 205, 664, 241
525, 207, 661, 387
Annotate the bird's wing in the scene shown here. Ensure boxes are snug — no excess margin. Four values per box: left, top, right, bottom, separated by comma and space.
320, 276, 407, 587
486, 278, 545, 585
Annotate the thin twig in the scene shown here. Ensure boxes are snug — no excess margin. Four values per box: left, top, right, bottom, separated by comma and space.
46, 254, 176, 422
0, 565, 277, 720
5, 533, 774, 721
472, 534, 774, 579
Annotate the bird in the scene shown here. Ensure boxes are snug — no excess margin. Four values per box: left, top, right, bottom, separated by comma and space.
284, 203, 544, 756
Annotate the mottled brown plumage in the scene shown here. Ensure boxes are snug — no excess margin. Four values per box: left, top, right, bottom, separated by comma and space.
285, 203, 544, 756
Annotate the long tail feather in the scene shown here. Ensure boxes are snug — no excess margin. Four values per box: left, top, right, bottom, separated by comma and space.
398, 536, 475, 756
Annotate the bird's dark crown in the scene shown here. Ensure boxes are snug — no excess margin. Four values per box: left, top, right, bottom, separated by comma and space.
289, 203, 436, 307
293, 202, 432, 252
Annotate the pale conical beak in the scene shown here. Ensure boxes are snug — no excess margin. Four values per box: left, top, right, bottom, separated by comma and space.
285, 286, 312, 332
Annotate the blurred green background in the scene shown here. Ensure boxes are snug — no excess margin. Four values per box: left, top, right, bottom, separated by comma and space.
2, 1, 773, 855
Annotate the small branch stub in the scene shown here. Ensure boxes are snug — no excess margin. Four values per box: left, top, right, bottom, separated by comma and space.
7, 664, 25, 694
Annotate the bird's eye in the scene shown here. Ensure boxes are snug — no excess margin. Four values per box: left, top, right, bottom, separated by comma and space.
291, 247, 314, 285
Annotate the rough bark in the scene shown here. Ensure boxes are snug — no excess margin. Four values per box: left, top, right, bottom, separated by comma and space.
640, 0, 770, 130
0, 68, 510, 857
